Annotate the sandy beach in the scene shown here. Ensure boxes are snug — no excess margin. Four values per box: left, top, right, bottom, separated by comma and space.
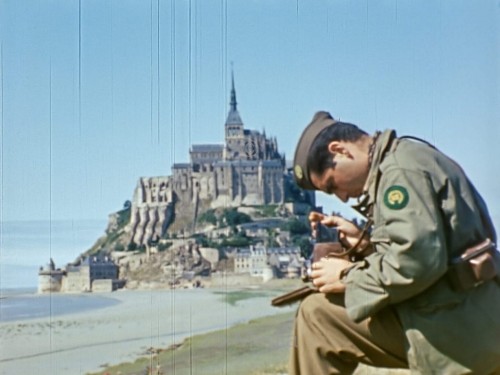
0, 286, 296, 375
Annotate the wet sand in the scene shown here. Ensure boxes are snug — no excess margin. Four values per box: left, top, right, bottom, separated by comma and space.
0, 287, 295, 374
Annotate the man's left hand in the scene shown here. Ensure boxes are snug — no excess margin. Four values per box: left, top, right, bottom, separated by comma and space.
310, 258, 352, 293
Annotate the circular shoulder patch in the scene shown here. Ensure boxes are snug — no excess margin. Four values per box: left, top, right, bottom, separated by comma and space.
383, 185, 409, 210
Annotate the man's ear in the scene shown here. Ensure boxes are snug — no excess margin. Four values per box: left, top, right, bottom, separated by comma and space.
327, 141, 351, 157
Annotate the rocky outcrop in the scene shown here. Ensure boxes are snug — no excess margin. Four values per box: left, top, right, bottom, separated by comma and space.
114, 241, 214, 288
128, 177, 175, 245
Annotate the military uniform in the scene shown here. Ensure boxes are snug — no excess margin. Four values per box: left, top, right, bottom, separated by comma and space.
291, 119, 500, 374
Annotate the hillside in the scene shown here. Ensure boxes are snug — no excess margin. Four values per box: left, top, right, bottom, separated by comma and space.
82, 203, 314, 289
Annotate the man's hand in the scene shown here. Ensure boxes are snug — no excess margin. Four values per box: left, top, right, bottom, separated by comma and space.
309, 211, 370, 250
310, 258, 352, 294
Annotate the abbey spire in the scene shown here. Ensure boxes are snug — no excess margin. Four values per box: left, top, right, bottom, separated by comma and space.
230, 70, 237, 112
225, 69, 243, 126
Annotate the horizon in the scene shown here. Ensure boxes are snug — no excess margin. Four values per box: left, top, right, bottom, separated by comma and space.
1, 1, 499, 232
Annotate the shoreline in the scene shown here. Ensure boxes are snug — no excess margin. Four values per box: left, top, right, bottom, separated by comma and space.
0, 284, 298, 374
92, 309, 410, 375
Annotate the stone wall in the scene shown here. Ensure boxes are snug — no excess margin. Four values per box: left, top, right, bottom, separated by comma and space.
38, 272, 63, 293
92, 279, 114, 293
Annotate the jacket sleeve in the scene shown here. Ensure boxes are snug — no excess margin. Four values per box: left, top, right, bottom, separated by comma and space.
344, 168, 448, 322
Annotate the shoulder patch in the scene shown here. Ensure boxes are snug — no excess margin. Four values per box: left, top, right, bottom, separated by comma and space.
383, 185, 409, 210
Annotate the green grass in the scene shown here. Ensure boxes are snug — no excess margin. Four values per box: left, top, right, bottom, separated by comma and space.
88, 306, 410, 375
213, 290, 272, 306
88, 312, 295, 375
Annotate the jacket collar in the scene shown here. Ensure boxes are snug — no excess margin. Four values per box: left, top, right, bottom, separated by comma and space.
351, 129, 397, 218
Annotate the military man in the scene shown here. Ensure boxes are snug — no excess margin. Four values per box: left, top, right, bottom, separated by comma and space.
290, 111, 500, 374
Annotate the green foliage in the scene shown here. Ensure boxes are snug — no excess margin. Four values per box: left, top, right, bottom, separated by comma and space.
114, 243, 125, 252
198, 209, 217, 225
281, 218, 310, 235
123, 200, 132, 210
221, 208, 252, 226
213, 290, 270, 306
127, 241, 138, 252
157, 242, 172, 252
221, 233, 251, 248
254, 205, 278, 217
117, 206, 131, 229
193, 234, 209, 247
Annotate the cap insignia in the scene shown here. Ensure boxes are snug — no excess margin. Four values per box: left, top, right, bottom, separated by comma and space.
294, 165, 304, 180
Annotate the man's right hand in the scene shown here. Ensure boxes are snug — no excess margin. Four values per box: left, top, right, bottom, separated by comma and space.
309, 211, 370, 251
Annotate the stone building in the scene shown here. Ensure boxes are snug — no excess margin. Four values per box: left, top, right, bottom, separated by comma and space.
38, 255, 121, 293
233, 244, 274, 281
62, 255, 119, 293
38, 259, 64, 293
128, 73, 315, 245
231, 244, 302, 281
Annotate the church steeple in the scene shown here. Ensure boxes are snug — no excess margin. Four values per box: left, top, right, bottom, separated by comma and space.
225, 68, 243, 126
230, 70, 237, 112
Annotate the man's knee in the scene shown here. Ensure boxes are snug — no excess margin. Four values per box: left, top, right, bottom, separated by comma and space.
297, 293, 346, 325
297, 293, 324, 320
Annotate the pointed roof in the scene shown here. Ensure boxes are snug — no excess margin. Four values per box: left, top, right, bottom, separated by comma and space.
225, 70, 243, 126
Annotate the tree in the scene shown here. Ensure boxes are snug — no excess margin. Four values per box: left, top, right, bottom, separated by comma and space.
123, 200, 132, 210
222, 208, 252, 226
157, 242, 172, 252
127, 241, 138, 251
114, 243, 125, 252
221, 232, 251, 248
282, 218, 310, 235
198, 209, 217, 225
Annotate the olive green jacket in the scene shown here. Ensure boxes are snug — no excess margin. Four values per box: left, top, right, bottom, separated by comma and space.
344, 130, 500, 374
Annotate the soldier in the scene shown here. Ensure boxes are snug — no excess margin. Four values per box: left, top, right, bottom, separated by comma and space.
290, 111, 500, 374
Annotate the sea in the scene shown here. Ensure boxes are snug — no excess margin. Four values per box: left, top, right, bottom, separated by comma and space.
0, 219, 107, 289
0, 219, 110, 321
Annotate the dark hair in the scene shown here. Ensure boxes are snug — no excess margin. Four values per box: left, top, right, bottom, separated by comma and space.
307, 121, 367, 176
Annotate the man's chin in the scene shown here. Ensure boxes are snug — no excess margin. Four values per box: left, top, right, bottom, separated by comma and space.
338, 194, 349, 203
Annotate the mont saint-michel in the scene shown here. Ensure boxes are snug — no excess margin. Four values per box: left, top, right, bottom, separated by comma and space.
38, 75, 316, 293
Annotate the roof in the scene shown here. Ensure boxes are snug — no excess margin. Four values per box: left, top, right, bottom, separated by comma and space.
191, 144, 224, 153
173, 163, 191, 169
212, 160, 259, 167
244, 129, 260, 136
226, 109, 243, 125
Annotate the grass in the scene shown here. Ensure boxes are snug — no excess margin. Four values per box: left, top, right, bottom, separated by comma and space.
89, 308, 409, 375
213, 290, 272, 306
89, 282, 410, 375
88, 312, 295, 375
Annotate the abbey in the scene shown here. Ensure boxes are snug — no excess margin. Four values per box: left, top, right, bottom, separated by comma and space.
128, 74, 314, 246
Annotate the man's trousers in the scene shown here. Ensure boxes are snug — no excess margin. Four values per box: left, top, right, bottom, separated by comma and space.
289, 293, 409, 375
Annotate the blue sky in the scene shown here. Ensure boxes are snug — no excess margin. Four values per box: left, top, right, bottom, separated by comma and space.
1, 0, 499, 229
